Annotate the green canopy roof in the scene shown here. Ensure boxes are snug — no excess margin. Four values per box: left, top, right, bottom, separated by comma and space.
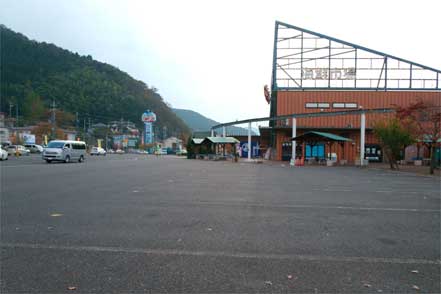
292, 131, 352, 142
203, 137, 240, 144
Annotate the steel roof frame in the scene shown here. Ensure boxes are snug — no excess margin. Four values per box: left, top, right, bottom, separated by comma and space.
272, 21, 441, 92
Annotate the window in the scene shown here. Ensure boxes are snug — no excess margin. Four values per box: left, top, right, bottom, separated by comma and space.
73, 143, 86, 150
333, 103, 345, 108
47, 142, 64, 148
332, 102, 358, 109
306, 102, 330, 108
345, 103, 357, 108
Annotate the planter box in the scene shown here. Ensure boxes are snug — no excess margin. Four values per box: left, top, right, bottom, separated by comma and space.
326, 160, 336, 167
355, 159, 369, 166
414, 160, 422, 166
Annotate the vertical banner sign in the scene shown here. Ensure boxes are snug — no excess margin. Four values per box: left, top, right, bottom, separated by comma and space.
142, 110, 157, 144
144, 123, 153, 144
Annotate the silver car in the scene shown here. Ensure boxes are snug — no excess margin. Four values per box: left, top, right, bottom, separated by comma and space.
24, 144, 44, 153
42, 140, 86, 163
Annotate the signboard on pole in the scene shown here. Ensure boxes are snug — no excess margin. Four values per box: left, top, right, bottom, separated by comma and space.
142, 111, 157, 123
23, 134, 36, 144
142, 110, 156, 144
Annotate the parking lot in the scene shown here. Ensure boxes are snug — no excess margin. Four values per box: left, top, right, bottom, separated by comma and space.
1, 154, 440, 293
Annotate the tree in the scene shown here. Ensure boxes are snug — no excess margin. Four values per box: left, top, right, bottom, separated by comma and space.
0, 25, 191, 138
373, 118, 415, 170
395, 99, 441, 174
55, 110, 75, 128
33, 122, 66, 144
23, 89, 46, 124
186, 137, 195, 159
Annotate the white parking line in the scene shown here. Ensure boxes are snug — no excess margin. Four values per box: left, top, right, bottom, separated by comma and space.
155, 200, 440, 213
1, 242, 439, 265
1, 164, 43, 168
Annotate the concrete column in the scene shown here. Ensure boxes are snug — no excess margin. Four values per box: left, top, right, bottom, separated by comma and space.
291, 117, 297, 166
222, 126, 226, 137
360, 112, 366, 166
248, 122, 252, 161
211, 129, 214, 137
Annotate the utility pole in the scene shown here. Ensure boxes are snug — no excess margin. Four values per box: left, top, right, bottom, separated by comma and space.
83, 118, 86, 141
51, 100, 56, 139
75, 112, 79, 140
9, 102, 13, 118
15, 103, 19, 127
105, 124, 109, 151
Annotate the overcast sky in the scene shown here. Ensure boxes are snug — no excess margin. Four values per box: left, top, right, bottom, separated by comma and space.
1, 0, 440, 125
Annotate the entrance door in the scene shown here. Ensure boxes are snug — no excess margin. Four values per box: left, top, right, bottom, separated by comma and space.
365, 144, 382, 162
281, 142, 292, 161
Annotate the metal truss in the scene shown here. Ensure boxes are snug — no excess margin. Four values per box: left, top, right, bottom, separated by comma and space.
211, 108, 392, 130
272, 21, 441, 91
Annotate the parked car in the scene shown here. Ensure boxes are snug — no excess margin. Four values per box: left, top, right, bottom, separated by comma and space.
161, 148, 168, 155
42, 140, 86, 163
0, 145, 8, 160
1, 141, 11, 148
24, 144, 44, 153
108, 149, 115, 154
176, 149, 187, 156
90, 146, 107, 156
7, 145, 30, 156
115, 149, 125, 154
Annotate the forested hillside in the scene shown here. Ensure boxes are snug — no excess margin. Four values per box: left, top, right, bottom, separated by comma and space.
173, 108, 258, 136
0, 25, 190, 136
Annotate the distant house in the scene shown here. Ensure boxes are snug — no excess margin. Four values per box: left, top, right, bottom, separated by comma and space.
0, 113, 10, 143
162, 136, 183, 151
63, 129, 77, 141
9, 126, 35, 144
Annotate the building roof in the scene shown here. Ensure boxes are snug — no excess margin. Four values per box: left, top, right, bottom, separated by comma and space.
191, 138, 204, 145
292, 131, 352, 142
203, 137, 240, 144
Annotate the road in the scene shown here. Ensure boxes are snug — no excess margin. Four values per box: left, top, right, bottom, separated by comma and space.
1, 154, 440, 293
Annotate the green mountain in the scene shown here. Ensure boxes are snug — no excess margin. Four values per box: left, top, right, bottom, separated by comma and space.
172, 108, 257, 136
0, 25, 190, 137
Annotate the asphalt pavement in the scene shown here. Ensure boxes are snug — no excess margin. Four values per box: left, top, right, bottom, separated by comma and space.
1, 154, 440, 293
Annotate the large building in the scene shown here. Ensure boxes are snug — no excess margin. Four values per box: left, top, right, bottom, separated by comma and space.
261, 21, 441, 163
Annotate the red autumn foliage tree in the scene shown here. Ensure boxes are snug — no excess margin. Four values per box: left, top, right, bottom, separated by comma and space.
395, 99, 441, 174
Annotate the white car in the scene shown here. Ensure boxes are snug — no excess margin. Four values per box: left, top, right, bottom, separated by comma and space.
24, 144, 44, 153
115, 149, 125, 154
42, 140, 86, 163
90, 147, 107, 156
0, 146, 8, 160
7, 145, 30, 156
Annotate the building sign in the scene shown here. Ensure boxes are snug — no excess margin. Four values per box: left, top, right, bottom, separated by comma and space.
142, 110, 156, 144
144, 122, 154, 144
23, 134, 36, 144
128, 139, 137, 147
141, 111, 157, 123
302, 68, 356, 80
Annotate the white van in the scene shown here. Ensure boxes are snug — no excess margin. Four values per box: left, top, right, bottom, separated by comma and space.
42, 140, 86, 163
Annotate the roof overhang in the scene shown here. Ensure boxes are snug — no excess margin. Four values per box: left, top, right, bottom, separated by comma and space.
291, 131, 352, 142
